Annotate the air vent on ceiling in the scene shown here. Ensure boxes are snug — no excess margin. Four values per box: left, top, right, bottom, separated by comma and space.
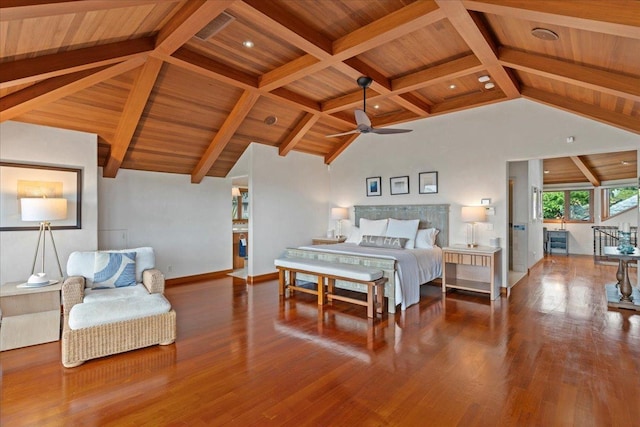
195, 12, 235, 41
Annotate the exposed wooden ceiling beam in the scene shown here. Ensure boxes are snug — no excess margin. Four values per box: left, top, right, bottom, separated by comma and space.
463, 0, 640, 40
570, 156, 601, 187
499, 48, 640, 102
0, 58, 146, 122
103, 57, 164, 178
161, 48, 258, 90
435, 0, 520, 99
325, 134, 360, 164
234, 0, 333, 58
0, 37, 154, 89
0, 0, 161, 21
392, 54, 484, 93
248, 0, 443, 97
155, 0, 237, 55
191, 90, 260, 183
279, 113, 320, 156
332, 1, 444, 58
340, 58, 430, 116
522, 86, 640, 134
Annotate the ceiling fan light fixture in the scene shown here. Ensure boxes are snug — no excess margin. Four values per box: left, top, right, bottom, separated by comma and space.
531, 27, 559, 41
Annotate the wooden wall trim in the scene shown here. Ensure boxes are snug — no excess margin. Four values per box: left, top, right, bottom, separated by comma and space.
166, 270, 232, 286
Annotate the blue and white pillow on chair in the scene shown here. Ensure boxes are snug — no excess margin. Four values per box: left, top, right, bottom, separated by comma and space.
92, 252, 137, 289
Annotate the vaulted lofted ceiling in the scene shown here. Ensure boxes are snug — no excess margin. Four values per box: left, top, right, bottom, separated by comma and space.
1, 1, 639, 183
543, 150, 638, 186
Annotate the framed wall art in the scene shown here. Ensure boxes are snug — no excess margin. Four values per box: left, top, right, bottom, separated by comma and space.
366, 176, 382, 197
390, 176, 409, 195
418, 171, 438, 194
0, 162, 82, 231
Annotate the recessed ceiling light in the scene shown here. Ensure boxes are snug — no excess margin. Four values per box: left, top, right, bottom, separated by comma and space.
621, 160, 630, 165
264, 115, 277, 125
478, 75, 490, 83
484, 82, 495, 90
449, 84, 456, 89
373, 104, 380, 109
544, 170, 550, 174
242, 40, 254, 48
531, 27, 559, 41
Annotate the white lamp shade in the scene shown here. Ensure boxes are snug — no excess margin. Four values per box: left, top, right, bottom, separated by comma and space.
461, 206, 486, 223
21, 198, 67, 221
231, 187, 241, 197
331, 207, 349, 220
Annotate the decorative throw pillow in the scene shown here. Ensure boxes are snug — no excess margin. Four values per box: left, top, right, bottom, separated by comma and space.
92, 252, 137, 289
415, 228, 440, 248
359, 218, 388, 236
359, 235, 408, 249
385, 218, 420, 249
346, 226, 362, 244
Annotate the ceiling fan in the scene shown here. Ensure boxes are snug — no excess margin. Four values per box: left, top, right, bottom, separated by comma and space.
326, 76, 413, 138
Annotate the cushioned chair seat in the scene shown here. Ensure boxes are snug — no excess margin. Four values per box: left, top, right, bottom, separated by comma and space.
274, 257, 383, 281
69, 294, 172, 330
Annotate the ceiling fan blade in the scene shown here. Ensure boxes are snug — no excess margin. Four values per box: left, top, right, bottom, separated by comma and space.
325, 129, 359, 138
370, 128, 413, 134
354, 109, 371, 127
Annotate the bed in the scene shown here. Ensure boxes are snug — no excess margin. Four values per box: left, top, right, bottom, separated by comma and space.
283, 204, 449, 313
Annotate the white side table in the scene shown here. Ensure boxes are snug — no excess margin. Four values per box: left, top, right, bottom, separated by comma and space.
0, 281, 62, 351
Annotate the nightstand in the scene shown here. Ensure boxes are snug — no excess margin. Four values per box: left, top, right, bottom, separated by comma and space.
312, 236, 347, 245
0, 281, 62, 351
442, 245, 502, 300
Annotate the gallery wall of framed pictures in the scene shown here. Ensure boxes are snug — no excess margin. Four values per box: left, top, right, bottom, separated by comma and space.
366, 171, 438, 197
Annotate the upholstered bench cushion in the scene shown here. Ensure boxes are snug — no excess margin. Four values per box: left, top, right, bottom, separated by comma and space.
68, 294, 171, 330
274, 258, 383, 282
83, 283, 149, 303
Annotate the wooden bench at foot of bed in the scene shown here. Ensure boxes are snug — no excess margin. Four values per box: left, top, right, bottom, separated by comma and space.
274, 258, 387, 318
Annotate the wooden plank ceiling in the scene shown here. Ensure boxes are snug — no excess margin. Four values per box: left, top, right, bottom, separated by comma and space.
1, 0, 638, 183
543, 150, 638, 186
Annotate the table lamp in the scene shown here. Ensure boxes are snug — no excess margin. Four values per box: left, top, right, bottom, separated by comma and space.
331, 207, 349, 238
461, 206, 486, 247
21, 197, 67, 286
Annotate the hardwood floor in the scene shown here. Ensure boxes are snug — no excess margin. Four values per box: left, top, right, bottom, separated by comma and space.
1, 255, 639, 426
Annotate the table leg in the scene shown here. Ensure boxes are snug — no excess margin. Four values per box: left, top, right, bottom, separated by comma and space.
620, 260, 633, 303
615, 259, 625, 287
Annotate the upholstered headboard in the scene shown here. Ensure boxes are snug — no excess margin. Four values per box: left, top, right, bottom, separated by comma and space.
354, 204, 449, 247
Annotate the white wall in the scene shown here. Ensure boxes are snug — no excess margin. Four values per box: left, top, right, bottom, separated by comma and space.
248, 143, 330, 277
0, 121, 98, 284
98, 168, 230, 279
329, 98, 639, 286
528, 159, 544, 267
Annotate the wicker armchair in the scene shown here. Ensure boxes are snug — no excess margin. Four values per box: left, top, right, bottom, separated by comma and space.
61, 247, 176, 368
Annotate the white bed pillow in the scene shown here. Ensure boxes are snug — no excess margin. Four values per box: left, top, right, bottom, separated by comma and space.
359, 218, 388, 237
415, 228, 440, 248
346, 226, 362, 244
385, 218, 420, 249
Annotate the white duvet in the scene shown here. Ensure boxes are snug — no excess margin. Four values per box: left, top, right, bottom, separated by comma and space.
297, 243, 442, 310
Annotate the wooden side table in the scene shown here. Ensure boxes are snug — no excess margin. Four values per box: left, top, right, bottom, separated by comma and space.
442, 245, 502, 300
312, 237, 347, 245
0, 281, 62, 351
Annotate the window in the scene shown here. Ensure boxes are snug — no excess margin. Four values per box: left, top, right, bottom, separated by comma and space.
543, 189, 593, 223
602, 186, 637, 220
232, 189, 249, 221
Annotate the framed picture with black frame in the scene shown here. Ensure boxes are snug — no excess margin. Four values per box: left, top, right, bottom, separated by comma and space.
390, 176, 409, 195
0, 162, 82, 231
418, 171, 438, 194
366, 176, 382, 197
